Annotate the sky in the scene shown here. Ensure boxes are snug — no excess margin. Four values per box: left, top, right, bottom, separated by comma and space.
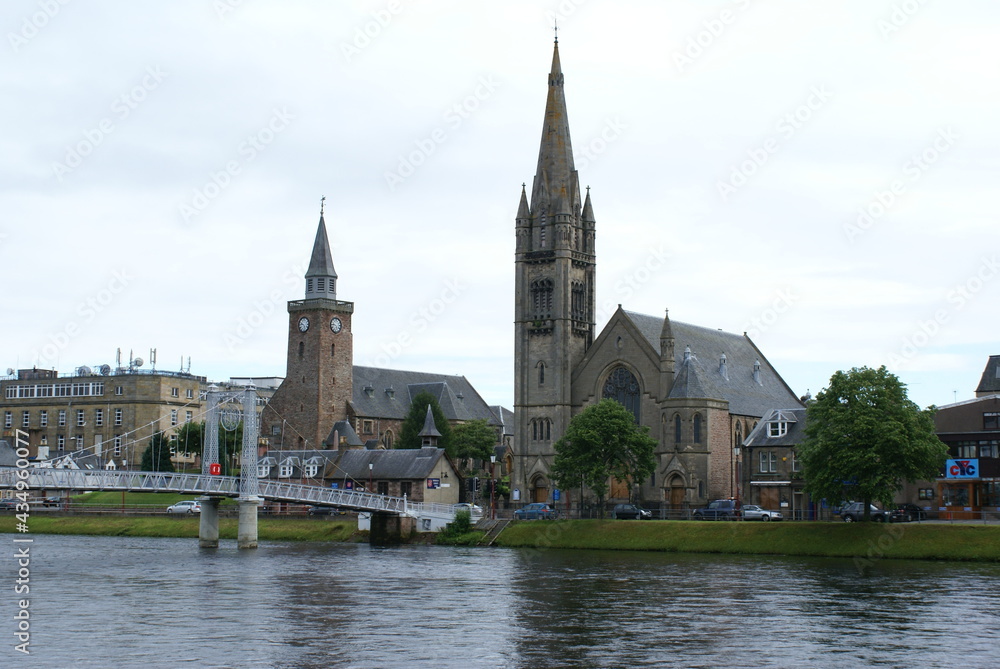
2, 0, 998, 412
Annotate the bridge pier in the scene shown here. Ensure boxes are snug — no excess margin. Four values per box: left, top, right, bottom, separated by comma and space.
369, 513, 415, 547
198, 497, 221, 549
238, 498, 260, 549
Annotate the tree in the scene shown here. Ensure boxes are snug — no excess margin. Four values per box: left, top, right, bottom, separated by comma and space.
140, 432, 175, 472
550, 399, 657, 516
452, 419, 497, 464
171, 420, 239, 475
397, 391, 453, 452
800, 366, 948, 521
174, 421, 204, 459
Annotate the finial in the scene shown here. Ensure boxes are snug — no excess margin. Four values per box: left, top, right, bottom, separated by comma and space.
554, 18, 558, 45
320, 195, 326, 217
586, 185, 590, 193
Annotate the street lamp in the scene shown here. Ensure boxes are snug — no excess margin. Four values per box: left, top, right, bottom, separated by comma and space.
490, 454, 496, 520
368, 461, 373, 494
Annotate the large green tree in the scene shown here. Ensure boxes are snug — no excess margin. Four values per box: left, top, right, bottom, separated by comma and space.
140, 432, 175, 472
551, 398, 657, 516
452, 419, 497, 464
397, 391, 453, 453
800, 366, 947, 521
171, 420, 240, 475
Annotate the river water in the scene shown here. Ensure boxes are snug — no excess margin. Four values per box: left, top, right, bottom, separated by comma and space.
5, 534, 1000, 668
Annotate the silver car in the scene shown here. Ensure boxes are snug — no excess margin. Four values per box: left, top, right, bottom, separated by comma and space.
741, 504, 782, 521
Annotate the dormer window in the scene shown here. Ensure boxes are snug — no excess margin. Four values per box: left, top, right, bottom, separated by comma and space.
305, 464, 319, 478
768, 421, 788, 438
257, 464, 270, 477
364, 386, 375, 398
385, 387, 395, 399
279, 464, 293, 478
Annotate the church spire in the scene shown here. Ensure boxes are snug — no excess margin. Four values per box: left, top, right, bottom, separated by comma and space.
305, 199, 338, 300
530, 38, 579, 215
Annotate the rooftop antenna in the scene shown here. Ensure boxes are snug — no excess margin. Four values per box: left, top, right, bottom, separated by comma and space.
149, 348, 157, 371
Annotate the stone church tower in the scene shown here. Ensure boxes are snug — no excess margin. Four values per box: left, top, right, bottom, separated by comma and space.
260, 205, 354, 450
513, 38, 596, 503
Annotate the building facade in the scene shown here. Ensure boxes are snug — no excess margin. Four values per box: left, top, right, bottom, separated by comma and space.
933, 392, 1000, 519
512, 41, 803, 510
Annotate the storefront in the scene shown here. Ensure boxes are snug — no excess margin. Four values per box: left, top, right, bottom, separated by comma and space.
937, 458, 1000, 520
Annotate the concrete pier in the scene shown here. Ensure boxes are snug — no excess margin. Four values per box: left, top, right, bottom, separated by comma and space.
237, 498, 259, 549
369, 513, 415, 547
198, 496, 221, 548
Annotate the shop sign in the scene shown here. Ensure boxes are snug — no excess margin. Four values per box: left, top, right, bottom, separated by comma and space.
946, 459, 978, 478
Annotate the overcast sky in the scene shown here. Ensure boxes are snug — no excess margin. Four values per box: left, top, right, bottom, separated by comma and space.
3, 0, 997, 411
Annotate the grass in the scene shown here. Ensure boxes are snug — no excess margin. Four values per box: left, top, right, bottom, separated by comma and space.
493, 519, 1000, 562
70, 491, 239, 507
0, 515, 361, 542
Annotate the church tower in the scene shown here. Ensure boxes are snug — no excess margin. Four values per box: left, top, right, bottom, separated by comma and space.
260, 202, 354, 451
514, 39, 596, 502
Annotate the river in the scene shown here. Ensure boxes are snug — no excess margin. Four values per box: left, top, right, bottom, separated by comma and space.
5, 534, 999, 668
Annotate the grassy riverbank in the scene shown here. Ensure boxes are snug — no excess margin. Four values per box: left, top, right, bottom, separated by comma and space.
492, 520, 1000, 562
0, 515, 361, 542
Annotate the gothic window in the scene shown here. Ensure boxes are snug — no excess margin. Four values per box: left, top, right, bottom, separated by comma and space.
530, 279, 553, 319
602, 366, 641, 423
693, 414, 703, 443
298, 341, 305, 358
674, 414, 682, 443
530, 418, 552, 441
735, 422, 743, 447
571, 281, 586, 321
537, 361, 545, 385
383, 430, 394, 449
540, 224, 547, 248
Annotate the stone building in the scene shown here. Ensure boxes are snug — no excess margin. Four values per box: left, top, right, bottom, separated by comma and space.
741, 408, 814, 519
512, 40, 802, 509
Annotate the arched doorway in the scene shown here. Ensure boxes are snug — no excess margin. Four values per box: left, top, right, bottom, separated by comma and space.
531, 475, 549, 503
667, 475, 685, 510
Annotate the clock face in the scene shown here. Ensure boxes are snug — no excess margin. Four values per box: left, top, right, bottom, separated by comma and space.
330, 317, 342, 334
298, 317, 310, 332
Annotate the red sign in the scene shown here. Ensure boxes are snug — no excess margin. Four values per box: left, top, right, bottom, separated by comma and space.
209, 463, 221, 476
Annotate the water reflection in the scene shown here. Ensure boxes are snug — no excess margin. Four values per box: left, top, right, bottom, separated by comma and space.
12, 535, 1000, 669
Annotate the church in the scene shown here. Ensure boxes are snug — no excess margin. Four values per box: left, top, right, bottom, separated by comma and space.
511, 39, 803, 510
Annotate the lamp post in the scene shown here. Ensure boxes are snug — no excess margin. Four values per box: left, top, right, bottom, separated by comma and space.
368, 461, 373, 494
490, 454, 496, 520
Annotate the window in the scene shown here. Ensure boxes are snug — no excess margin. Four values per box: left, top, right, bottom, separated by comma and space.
76, 409, 85, 427
985, 413, 999, 430
279, 464, 293, 478
75, 435, 84, 449
114, 409, 123, 426
603, 366, 641, 423
530, 278, 554, 319
955, 443, 976, 459
538, 361, 545, 385
271, 425, 281, 436
40, 410, 48, 427
305, 464, 319, 478
186, 389, 194, 399
362, 419, 374, 435
298, 341, 305, 358
3, 411, 10, 428
979, 441, 999, 458
791, 451, 801, 472
693, 414, 702, 444
531, 418, 551, 441
257, 464, 271, 478
768, 421, 788, 438
400, 481, 412, 498
918, 488, 934, 500
185, 411, 192, 423
58, 410, 66, 426
170, 409, 178, 426
115, 386, 123, 396
377, 481, 389, 495
383, 430, 394, 449
113, 435, 122, 457
57, 435, 65, 450
674, 415, 682, 443
22, 410, 30, 428
759, 451, 777, 473
171, 387, 179, 397
95, 409, 103, 427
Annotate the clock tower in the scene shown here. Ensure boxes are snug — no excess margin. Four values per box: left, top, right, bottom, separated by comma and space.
260, 203, 354, 451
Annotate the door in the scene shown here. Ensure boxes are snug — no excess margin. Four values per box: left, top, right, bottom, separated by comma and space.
759, 487, 779, 510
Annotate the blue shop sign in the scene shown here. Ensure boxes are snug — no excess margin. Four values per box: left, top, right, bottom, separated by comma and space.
946, 459, 978, 478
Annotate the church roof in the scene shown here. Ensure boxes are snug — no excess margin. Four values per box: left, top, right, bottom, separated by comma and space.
976, 355, 1000, 394
624, 310, 804, 416
305, 213, 337, 279
418, 405, 442, 438
350, 366, 501, 424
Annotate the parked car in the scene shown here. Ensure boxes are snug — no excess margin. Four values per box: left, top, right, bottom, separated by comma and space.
612, 504, 652, 520
838, 502, 887, 522
40, 497, 67, 507
307, 505, 345, 516
741, 504, 782, 521
453, 503, 484, 518
514, 503, 558, 520
166, 500, 201, 514
692, 499, 740, 521
0, 499, 19, 510
894, 503, 929, 521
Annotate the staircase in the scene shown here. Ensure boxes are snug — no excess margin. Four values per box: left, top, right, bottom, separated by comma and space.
476, 518, 511, 546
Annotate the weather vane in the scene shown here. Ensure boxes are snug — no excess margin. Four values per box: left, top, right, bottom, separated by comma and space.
554, 18, 558, 44
320, 195, 326, 216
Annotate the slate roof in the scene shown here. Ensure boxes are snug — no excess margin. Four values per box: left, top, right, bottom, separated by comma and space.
624, 310, 803, 417
321, 446, 446, 481
351, 366, 501, 425
976, 355, 1000, 394
490, 405, 515, 437
324, 420, 364, 448
742, 408, 808, 448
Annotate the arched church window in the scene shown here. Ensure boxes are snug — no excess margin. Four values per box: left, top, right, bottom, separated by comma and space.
602, 366, 641, 423
735, 422, 743, 447
530, 279, 554, 319
674, 414, 682, 443
298, 341, 304, 359
537, 361, 545, 385
383, 430, 394, 449
693, 414, 702, 443
571, 281, 586, 321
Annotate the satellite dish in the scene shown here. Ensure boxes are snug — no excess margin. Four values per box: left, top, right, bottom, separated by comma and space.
5, 368, 13, 376
99, 364, 111, 376
133, 357, 144, 368
77, 366, 92, 376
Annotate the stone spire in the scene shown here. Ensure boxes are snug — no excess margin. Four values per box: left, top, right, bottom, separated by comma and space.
305, 199, 338, 300
530, 39, 580, 217
659, 309, 676, 398
418, 405, 441, 447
